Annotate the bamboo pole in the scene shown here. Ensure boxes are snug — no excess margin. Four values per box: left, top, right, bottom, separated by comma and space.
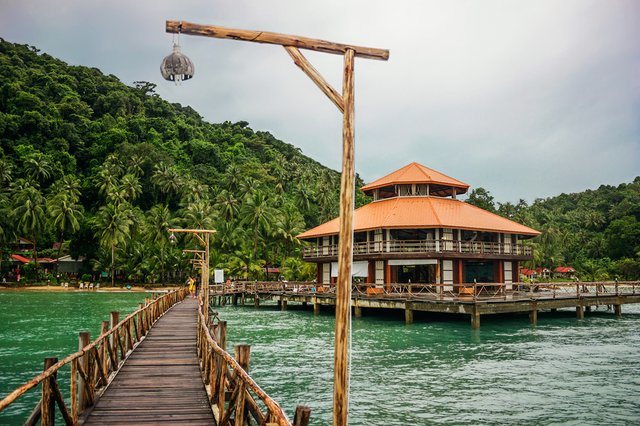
333, 48, 355, 426
166, 21, 389, 61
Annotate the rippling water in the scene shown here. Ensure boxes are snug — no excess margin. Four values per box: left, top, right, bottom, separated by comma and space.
218, 302, 640, 425
1, 292, 639, 425
0, 291, 147, 425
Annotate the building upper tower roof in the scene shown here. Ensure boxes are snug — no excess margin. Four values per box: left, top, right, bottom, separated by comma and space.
360, 162, 470, 196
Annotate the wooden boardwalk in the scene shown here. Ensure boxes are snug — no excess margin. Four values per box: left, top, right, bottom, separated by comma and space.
82, 297, 215, 425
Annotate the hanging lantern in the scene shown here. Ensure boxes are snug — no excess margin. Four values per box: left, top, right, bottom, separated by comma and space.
160, 42, 194, 83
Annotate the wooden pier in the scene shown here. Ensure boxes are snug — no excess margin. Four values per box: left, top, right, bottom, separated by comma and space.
81, 298, 214, 425
210, 281, 640, 328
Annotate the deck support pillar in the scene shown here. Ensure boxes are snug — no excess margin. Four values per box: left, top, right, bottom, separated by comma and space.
405, 303, 413, 324
576, 304, 584, 320
354, 305, 362, 318
313, 298, 320, 315
529, 301, 538, 326
281, 298, 288, 311
254, 296, 260, 308
471, 305, 481, 329
614, 304, 622, 316
585, 305, 591, 313
232, 294, 238, 306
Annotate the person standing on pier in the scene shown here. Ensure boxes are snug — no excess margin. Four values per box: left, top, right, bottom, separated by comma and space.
187, 276, 196, 298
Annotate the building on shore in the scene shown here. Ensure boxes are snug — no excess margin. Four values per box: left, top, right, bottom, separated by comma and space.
297, 162, 540, 293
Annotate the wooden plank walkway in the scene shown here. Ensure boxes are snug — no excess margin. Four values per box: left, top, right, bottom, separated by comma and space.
82, 297, 215, 425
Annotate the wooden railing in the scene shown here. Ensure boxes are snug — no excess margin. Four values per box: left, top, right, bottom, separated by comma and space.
0, 289, 187, 425
303, 239, 533, 258
197, 303, 310, 426
215, 280, 639, 302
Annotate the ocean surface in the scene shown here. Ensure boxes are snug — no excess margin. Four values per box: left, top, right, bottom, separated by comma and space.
1, 291, 639, 425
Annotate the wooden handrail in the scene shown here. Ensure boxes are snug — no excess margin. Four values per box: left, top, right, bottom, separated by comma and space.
197, 307, 294, 426
0, 288, 188, 421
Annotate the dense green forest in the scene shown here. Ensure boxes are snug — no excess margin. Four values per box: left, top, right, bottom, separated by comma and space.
0, 40, 638, 284
0, 40, 363, 284
466, 181, 640, 280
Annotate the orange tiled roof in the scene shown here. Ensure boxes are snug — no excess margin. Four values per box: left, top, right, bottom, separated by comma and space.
360, 162, 470, 194
298, 196, 540, 239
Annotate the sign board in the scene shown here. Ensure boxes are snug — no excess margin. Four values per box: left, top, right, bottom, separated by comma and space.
214, 269, 224, 284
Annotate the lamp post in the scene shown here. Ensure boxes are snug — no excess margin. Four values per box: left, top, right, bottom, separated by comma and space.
168, 228, 216, 317
162, 21, 388, 425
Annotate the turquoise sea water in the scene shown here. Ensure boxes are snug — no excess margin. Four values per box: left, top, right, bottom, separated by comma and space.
1, 292, 639, 425
0, 291, 147, 425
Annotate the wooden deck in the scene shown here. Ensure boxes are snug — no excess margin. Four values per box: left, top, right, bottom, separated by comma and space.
82, 298, 215, 425
211, 281, 640, 329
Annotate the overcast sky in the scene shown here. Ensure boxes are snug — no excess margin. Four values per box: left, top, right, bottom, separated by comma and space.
1, 0, 638, 203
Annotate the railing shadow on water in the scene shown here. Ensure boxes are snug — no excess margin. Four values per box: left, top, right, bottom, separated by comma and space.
196, 294, 311, 426
0, 289, 188, 425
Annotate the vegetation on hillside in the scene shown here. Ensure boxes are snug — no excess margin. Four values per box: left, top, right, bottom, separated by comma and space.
1, 40, 637, 284
466, 180, 640, 280
0, 40, 366, 284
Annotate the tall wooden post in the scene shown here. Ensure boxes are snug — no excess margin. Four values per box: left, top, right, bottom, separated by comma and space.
333, 48, 355, 426
164, 22, 388, 425
203, 232, 210, 318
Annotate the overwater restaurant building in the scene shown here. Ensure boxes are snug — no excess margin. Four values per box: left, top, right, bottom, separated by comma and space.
297, 162, 540, 291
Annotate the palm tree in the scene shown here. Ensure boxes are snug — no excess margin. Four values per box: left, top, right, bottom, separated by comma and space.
0, 158, 12, 186
151, 163, 182, 203
274, 203, 305, 258
215, 190, 239, 221
12, 186, 46, 271
127, 155, 145, 178
52, 175, 81, 202
240, 191, 276, 268
94, 202, 134, 286
119, 174, 142, 202
48, 193, 82, 272
143, 204, 179, 283
96, 165, 119, 199
24, 153, 54, 185
182, 200, 216, 230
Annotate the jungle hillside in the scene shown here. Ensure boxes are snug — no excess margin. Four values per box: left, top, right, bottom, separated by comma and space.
0, 40, 638, 284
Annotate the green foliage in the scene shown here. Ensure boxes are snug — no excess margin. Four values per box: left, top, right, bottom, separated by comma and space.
0, 39, 342, 283
480, 177, 640, 280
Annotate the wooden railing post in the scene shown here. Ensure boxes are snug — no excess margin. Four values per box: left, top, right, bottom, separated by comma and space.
110, 311, 120, 363
137, 303, 144, 337
294, 405, 312, 426
234, 345, 251, 425
216, 321, 227, 415
101, 320, 109, 385
40, 357, 57, 426
78, 331, 90, 411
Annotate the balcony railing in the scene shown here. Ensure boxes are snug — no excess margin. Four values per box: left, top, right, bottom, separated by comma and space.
303, 239, 532, 258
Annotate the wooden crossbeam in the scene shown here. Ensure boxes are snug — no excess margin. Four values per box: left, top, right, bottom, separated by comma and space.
167, 21, 389, 61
